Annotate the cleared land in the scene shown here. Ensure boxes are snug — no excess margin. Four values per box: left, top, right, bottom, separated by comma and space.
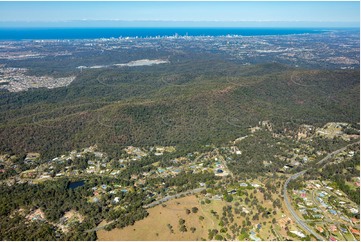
97, 195, 214, 241
97, 178, 306, 241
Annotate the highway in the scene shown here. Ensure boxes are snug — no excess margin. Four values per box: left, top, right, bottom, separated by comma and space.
283, 141, 359, 241
87, 142, 359, 235
316, 141, 359, 166
283, 169, 325, 240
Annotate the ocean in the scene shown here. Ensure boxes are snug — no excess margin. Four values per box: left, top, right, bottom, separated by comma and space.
0, 27, 332, 40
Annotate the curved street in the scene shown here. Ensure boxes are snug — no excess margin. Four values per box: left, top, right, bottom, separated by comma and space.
283, 169, 325, 240
283, 141, 359, 241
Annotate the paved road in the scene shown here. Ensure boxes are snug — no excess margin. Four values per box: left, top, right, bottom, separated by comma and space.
84, 221, 114, 233
316, 141, 359, 166
85, 187, 207, 233
283, 142, 359, 241
283, 170, 325, 240
143, 187, 206, 209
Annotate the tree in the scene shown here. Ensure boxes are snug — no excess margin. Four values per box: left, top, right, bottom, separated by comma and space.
185, 209, 191, 215
252, 213, 259, 221
215, 234, 223, 240
208, 230, 215, 240
179, 224, 187, 233
167, 224, 173, 233
224, 194, 233, 202
190, 227, 196, 233
179, 218, 185, 225
192, 207, 199, 213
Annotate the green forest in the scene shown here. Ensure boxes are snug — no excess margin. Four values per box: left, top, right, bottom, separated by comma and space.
0, 62, 359, 159
0, 59, 359, 241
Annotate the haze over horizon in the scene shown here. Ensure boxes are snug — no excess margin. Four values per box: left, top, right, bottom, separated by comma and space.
0, 1, 359, 28
0, 20, 359, 28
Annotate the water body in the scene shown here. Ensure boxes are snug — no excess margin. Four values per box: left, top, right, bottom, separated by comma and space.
0, 27, 333, 40
68, 180, 85, 189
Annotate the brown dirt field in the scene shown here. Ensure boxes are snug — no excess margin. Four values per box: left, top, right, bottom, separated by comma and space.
97, 195, 215, 241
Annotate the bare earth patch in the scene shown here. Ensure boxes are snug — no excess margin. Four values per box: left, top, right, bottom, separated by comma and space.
64, 210, 84, 223
26, 208, 46, 222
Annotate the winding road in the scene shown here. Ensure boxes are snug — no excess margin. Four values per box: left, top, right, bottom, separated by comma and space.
283, 170, 325, 240
283, 141, 359, 241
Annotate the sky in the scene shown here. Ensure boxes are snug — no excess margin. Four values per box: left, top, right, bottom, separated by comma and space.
0, 1, 359, 27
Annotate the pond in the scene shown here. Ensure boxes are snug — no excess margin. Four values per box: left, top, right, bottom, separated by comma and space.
68, 180, 85, 189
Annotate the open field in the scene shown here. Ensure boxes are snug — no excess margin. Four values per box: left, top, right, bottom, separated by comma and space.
97, 178, 309, 241
97, 195, 214, 240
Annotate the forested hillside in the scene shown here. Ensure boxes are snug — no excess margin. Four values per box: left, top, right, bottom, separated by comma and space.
0, 62, 359, 158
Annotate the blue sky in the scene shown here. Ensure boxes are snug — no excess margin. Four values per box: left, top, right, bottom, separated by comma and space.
0, 1, 359, 27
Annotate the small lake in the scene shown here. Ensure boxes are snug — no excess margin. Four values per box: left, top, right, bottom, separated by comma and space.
68, 180, 85, 189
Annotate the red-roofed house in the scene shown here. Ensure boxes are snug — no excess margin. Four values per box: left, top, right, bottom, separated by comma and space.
350, 227, 360, 235
316, 226, 324, 233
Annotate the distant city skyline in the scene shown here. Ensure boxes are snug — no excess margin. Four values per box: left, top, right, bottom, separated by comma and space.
0, 1, 359, 27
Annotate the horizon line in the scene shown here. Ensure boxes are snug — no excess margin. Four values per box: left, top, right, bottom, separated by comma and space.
0, 20, 359, 23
